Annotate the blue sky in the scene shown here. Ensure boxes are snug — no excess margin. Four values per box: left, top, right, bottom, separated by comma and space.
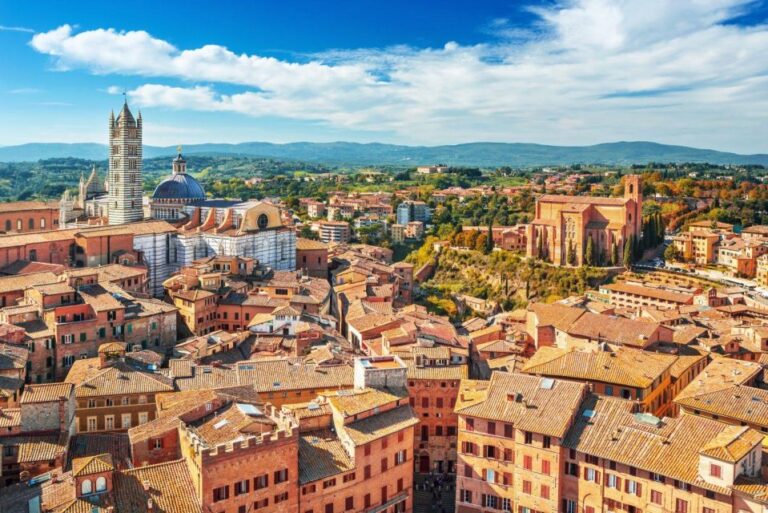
1, 0, 767, 152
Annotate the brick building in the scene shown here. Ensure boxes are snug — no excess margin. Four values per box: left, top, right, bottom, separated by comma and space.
66, 343, 174, 433
296, 237, 329, 278
0, 201, 59, 234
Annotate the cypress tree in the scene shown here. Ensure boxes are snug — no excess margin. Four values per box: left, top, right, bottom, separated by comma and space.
611, 242, 618, 266
585, 237, 595, 267
623, 236, 634, 269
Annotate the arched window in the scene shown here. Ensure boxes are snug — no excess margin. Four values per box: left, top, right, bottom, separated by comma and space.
81, 479, 93, 495
28, 218, 34, 230
96, 476, 107, 492
29, 249, 37, 262
629, 184, 634, 194
257, 213, 269, 230
40, 218, 46, 229
16, 219, 22, 231
4, 220, 10, 231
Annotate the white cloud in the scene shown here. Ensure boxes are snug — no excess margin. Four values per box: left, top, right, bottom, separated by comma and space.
28, 1, 768, 152
0, 25, 34, 33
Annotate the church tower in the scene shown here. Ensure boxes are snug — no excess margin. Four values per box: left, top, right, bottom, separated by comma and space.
624, 174, 643, 238
107, 101, 144, 225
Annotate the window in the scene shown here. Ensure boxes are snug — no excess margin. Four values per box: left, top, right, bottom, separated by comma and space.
81, 479, 93, 495
213, 485, 229, 502
364, 494, 371, 508
343, 472, 355, 483
274, 469, 288, 483
323, 478, 336, 489
487, 421, 496, 435
3, 220, 8, 231
152, 438, 163, 450
363, 464, 371, 479
486, 469, 495, 484
524, 431, 533, 444
710, 464, 721, 478
86, 417, 97, 432
542, 436, 551, 449
540, 484, 550, 499
565, 462, 579, 476
605, 385, 613, 395
522, 480, 531, 494
105, 416, 114, 431
584, 468, 600, 483
395, 450, 406, 465
651, 472, 665, 483
254, 499, 269, 510
504, 423, 513, 438
606, 474, 620, 489
523, 455, 532, 470
381, 457, 388, 472
651, 490, 662, 505
484, 445, 497, 459
121, 413, 131, 429
675, 499, 688, 513
275, 492, 288, 503
502, 498, 511, 511
625, 480, 641, 496
503, 448, 513, 462
235, 479, 249, 495
95, 476, 106, 492
345, 496, 354, 510
464, 465, 473, 479
460, 489, 472, 504
254, 474, 268, 489
562, 499, 577, 513
465, 418, 474, 431
541, 459, 551, 475
702, 508, 715, 513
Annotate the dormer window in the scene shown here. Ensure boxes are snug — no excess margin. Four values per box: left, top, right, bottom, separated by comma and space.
710, 464, 721, 478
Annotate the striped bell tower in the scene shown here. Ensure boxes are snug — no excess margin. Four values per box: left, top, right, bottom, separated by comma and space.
107, 101, 144, 225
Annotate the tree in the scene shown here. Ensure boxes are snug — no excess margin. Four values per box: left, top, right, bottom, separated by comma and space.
610, 242, 619, 267
664, 243, 681, 262
485, 218, 494, 254
475, 233, 488, 252
567, 240, 577, 266
623, 236, 634, 269
584, 236, 595, 267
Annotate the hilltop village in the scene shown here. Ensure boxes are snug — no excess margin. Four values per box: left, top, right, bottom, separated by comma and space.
0, 104, 765, 513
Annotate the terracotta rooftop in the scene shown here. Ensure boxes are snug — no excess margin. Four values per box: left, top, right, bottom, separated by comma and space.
604, 282, 694, 304
521, 347, 676, 389
113, 459, 203, 513
72, 453, 114, 477
563, 394, 761, 494
455, 372, 587, 438
299, 429, 354, 484
20, 382, 73, 404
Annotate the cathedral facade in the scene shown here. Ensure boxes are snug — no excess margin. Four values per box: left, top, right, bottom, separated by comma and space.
525, 175, 642, 266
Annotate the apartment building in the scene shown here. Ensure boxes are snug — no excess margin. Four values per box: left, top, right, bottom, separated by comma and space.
391, 345, 468, 474
455, 371, 768, 513
396, 201, 431, 225
317, 220, 351, 244
297, 358, 418, 513
66, 343, 174, 433
455, 372, 588, 513
521, 346, 693, 417
674, 358, 768, 434
672, 230, 720, 264
600, 282, 695, 311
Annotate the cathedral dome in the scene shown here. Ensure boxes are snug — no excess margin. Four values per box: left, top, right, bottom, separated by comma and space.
151, 152, 206, 202
152, 173, 206, 201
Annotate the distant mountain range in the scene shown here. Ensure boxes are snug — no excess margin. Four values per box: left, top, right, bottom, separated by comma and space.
0, 141, 765, 167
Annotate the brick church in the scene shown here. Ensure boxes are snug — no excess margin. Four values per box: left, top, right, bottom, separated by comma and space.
525, 175, 642, 266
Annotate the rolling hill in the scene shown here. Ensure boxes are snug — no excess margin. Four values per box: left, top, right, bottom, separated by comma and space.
0, 140, 765, 167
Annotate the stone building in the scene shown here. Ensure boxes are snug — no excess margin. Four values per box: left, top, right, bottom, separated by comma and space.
526, 174, 642, 266
107, 101, 144, 225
